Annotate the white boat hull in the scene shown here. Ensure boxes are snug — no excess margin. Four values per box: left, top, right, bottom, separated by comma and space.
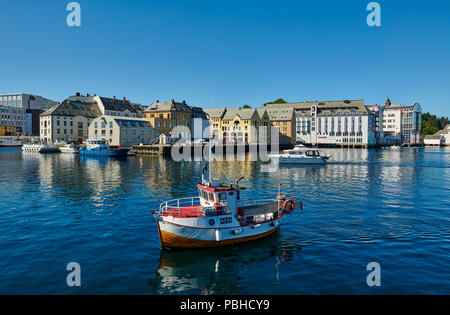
157, 216, 280, 249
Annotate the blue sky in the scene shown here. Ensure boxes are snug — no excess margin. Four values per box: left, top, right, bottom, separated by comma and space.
1, 0, 449, 116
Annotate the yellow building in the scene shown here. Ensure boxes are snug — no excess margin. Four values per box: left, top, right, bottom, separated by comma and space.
205, 108, 270, 144
143, 100, 192, 139
262, 107, 296, 144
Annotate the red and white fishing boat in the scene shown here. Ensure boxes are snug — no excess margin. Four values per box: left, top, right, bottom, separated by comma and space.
152, 147, 302, 249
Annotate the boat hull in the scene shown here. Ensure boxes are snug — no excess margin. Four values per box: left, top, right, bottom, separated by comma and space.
275, 156, 325, 164
79, 148, 129, 157
156, 218, 280, 249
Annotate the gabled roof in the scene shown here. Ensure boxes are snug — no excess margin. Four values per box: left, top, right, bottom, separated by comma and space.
100, 97, 137, 113
264, 107, 295, 121
41, 98, 101, 118
204, 108, 227, 119
144, 100, 191, 113
222, 108, 257, 120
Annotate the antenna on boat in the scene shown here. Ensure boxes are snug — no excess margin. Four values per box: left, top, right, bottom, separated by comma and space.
209, 142, 212, 184
236, 176, 244, 187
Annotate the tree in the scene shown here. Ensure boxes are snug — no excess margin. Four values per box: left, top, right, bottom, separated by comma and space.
421, 112, 449, 138
271, 98, 287, 104
242, 104, 251, 109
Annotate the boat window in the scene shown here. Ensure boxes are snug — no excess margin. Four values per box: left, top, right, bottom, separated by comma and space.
208, 192, 215, 202
219, 192, 227, 202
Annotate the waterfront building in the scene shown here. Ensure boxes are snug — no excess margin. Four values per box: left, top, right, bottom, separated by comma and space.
205, 107, 270, 144
0, 105, 26, 136
261, 107, 296, 144
263, 100, 377, 147
381, 98, 422, 145
40, 93, 137, 143
142, 100, 192, 139
190, 106, 210, 140
204, 108, 227, 140
424, 124, 450, 146
88, 115, 154, 147
0, 93, 56, 136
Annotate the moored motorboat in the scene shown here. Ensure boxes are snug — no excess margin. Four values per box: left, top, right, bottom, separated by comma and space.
79, 139, 129, 157
269, 145, 331, 164
59, 143, 80, 154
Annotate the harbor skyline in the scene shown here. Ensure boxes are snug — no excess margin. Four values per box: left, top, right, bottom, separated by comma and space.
1, 0, 450, 117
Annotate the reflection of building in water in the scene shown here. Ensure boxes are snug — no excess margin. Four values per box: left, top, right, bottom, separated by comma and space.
149, 232, 288, 295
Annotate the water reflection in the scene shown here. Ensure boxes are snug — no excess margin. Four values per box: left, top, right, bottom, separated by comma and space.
148, 231, 300, 295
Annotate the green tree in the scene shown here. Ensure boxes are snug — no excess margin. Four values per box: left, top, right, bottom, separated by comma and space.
421, 112, 449, 138
271, 98, 287, 104
242, 104, 251, 109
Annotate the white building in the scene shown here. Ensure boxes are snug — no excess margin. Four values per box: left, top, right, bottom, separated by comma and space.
88, 115, 155, 147
40, 93, 138, 143
424, 124, 450, 146
381, 98, 422, 145
263, 100, 377, 147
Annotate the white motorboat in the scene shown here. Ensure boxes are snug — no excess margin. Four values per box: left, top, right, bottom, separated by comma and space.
59, 143, 79, 154
269, 145, 331, 164
0, 138, 22, 147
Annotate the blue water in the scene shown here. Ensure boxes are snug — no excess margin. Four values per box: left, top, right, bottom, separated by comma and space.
0, 147, 449, 294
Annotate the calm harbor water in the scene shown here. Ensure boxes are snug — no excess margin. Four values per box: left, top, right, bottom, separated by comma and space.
0, 147, 449, 294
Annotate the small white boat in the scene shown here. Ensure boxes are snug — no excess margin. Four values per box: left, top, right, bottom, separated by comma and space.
0, 138, 22, 147
269, 145, 331, 164
59, 143, 79, 154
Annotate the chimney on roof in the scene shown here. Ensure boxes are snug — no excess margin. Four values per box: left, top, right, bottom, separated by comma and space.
76, 92, 81, 97
385, 98, 391, 107
123, 97, 126, 103
87, 93, 90, 97
113, 96, 116, 101
182, 100, 186, 105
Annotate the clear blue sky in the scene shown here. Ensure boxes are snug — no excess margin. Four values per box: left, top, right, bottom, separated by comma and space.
1, 0, 449, 116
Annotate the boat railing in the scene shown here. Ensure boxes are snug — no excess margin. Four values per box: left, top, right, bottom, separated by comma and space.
159, 197, 232, 217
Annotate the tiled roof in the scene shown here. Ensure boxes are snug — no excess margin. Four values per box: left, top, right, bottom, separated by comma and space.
100, 97, 137, 113
222, 108, 257, 120
144, 100, 191, 113
204, 108, 227, 119
41, 98, 101, 118
264, 107, 295, 121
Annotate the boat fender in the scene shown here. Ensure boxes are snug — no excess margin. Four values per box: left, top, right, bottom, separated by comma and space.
282, 199, 295, 214
215, 229, 221, 242
232, 229, 243, 235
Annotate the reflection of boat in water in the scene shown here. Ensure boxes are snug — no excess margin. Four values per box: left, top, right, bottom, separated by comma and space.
79, 139, 129, 157
152, 145, 302, 249
149, 231, 296, 294
269, 145, 331, 164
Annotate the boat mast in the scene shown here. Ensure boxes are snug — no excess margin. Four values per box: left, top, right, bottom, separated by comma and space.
209, 142, 212, 184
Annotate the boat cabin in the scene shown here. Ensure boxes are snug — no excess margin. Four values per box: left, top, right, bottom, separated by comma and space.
285, 146, 320, 157
197, 181, 243, 213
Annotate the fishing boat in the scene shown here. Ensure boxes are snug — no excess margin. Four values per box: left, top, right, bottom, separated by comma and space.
269, 145, 331, 164
0, 138, 22, 147
152, 146, 302, 250
59, 143, 79, 154
79, 139, 129, 157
